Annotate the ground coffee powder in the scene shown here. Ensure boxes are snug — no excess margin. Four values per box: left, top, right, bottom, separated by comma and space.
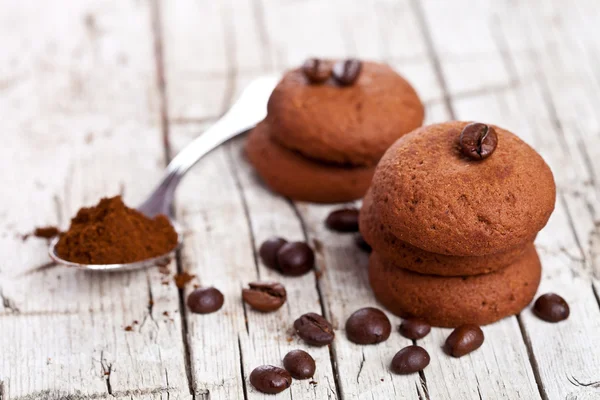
56, 196, 178, 264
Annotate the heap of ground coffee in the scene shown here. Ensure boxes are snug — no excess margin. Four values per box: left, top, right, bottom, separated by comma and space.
56, 196, 177, 264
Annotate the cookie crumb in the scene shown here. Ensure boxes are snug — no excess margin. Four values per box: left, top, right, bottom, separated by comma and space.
124, 326, 133, 332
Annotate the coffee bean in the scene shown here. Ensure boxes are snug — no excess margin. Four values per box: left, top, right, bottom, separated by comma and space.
459, 122, 498, 160
242, 282, 287, 312
325, 208, 360, 232
259, 237, 288, 270
294, 312, 335, 346
332, 59, 362, 86
302, 58, 332, 84
277, 242, 315, 276
533, 293, 570, 322
249, 365, 292, 394
283, 349, 316, 379
391, 345, 430, 375
355, 234, 372, 252
187, 287, 224, 314
399, 318, 431, 340
444, 324, 484, 357
345, 307, 391, 344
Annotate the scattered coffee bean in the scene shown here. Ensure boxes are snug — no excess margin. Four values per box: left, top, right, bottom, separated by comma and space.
259, 237, 288, 270
444, 324, 484, 357
345, 307, 391, 344
249, 365, 292, 394
391, 345, 430, 375
187, 287, 224, 314
332, 59, 362, 86
399, 318, 431, 340
459, 122, 498, 160
302, 58, 332, 84
242, 282, 287, 312
283, 349, 316, 379
533, 293, 570, 322
325, 208, 360, 232
355, 234, 372, 252
294, 312, 335, 346
277, 242, 315, 276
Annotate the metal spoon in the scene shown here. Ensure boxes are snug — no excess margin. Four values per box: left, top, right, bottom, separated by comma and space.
49, 75, 280, 271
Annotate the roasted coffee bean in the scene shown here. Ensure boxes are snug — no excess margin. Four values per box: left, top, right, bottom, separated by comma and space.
399, 318, 431, 340
249, 365, 292, 394
533, 293, 570, 322
345, 307, 391, 344
325, 208, 360, 232
294, 312, 335, 346
444, 324, 484, 357
391, 345, 430, 375
355, 234, 372, 252
459, 122, 498, 160
302, 58, 332, 84
283, 349, 316, 379
332, 59, 362, 86
242, 282, 287, 312
259, 237, 288, 270
277, 242, 315, 276
187, 287, 224, 314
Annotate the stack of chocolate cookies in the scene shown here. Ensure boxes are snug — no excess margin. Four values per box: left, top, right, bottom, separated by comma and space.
246, 59, 424, 203
360, 121, 556, 327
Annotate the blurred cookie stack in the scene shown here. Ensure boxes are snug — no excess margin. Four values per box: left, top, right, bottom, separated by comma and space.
360, 121, 556, 327
246, 58, 424, 203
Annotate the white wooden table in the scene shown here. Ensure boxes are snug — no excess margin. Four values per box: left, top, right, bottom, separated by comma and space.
1, 1, 599, 399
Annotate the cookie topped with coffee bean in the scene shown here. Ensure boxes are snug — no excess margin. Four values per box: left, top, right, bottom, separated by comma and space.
364, 121, 556, 256
246, 58, 424, 203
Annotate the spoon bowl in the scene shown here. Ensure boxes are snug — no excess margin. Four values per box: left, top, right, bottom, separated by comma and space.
48, 225, 184, 271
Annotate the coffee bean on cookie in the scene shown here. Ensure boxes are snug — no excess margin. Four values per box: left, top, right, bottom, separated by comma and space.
242, 282, 287, 312
459, 122, 498, 160
533, 293, 570, 322
345, 307, 391, 344
399, 318, 431, 340
259, 237, 288, 270
391, 345, 430, 375
250, 365, 292, 394
187, 287, 224, 314
444, 324, 484, 357
277, 242, 315, 276
294, 312, 335, 346
283, 349, 316, 379
332, 59, 362, 86
302, 58, 332, 84
325, 208, 360, 232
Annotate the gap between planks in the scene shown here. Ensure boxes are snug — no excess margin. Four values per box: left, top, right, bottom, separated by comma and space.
150, 0, 194, 397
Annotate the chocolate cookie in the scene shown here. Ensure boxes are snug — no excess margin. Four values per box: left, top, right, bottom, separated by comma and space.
360, 190, 531, 276
266, 61, 424, 166
368, 245, 541, 327
369, 121, 555, 256
245, 122, 375, 203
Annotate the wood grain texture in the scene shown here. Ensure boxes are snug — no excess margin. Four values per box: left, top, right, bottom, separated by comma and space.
0, 0, 188, 398
3, 0, 600, 399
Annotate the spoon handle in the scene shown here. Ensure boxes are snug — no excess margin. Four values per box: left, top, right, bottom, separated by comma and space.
138, 115, 261, 217
138, 76, 279, 218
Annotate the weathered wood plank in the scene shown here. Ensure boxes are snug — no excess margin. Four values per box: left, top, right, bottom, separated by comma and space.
0, 1, 188, 398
